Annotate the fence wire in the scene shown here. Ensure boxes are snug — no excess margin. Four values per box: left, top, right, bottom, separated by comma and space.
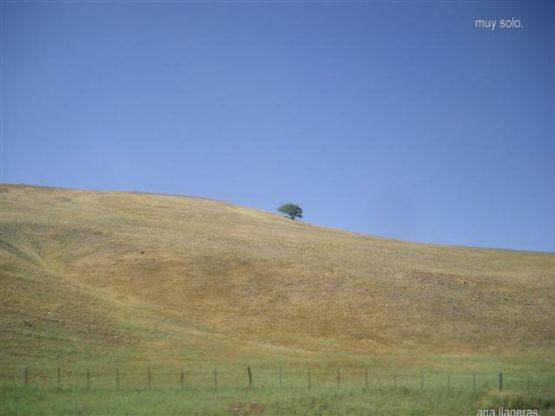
1, 366, 553, 395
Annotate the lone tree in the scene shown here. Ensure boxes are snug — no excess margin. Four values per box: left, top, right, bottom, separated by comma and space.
278, 203, 303, 220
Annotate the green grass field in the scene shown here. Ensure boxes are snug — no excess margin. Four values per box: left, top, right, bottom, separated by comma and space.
1, 184, 554, 415
1, 368, 554, 416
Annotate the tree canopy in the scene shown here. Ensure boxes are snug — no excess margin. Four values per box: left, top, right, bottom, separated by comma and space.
278, 203, 303, 220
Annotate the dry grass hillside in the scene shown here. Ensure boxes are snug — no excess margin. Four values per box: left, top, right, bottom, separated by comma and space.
1, 184, 553, 366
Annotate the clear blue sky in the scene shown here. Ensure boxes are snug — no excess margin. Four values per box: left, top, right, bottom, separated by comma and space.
2, 1, 553, 252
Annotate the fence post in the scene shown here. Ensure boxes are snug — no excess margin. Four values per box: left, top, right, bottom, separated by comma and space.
247, 366, 253, 388
420, 370, 424, 392
337, 368, 340, 388
24, 368, 28, 388
57, 367, 61, 391
498, 372, 503, 392
214, 368, 218, 390
86, 368, 90, 391
148, 367, 152, 390
279, 368, 282, 388
364, 367, 368, 390
116, 368, 119, 391
180, 369, 184, 389
307, 367, 311, 389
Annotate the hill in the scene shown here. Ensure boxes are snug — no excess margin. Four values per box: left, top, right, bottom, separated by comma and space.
0, 184, 553, 368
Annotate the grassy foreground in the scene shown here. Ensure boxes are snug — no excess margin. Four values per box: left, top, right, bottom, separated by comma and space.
1, 378, 554, 416
1, 354, 554, 414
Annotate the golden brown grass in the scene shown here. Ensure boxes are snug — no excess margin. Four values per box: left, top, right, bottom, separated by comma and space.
0, 184, 553, 369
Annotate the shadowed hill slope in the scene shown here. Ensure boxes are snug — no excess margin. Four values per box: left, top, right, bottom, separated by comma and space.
1, 184, 553, 364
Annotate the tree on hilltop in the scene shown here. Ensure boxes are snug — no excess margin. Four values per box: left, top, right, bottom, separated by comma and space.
278, 203, 303, 220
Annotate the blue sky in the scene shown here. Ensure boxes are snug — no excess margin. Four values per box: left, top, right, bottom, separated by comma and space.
2, 1, 553, 252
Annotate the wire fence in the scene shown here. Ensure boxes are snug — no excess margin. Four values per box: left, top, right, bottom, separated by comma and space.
1, 366, 554, 396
